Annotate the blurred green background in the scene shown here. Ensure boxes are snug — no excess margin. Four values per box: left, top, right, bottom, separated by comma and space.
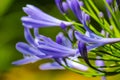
0, 0, 120, 80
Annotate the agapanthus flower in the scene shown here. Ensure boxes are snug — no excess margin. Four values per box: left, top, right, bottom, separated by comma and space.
13, 27, 88, 71
21, 4, 72, 28
13, 0, 120, 78
75, 31, 120, 50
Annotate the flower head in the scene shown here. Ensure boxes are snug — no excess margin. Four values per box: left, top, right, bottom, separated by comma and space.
13, 0, 120, 77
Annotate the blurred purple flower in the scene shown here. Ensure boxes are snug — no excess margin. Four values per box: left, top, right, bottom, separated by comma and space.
95, 56, 106, 80
106, 0, 113, 5
95, 56, 104, 70
105, 0, 113, 18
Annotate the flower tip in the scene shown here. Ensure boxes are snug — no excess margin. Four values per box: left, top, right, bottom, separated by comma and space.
22, 7, 28, 12
25, 4, 37, 11
12, 62, 18, 65
79, 1, 84, 6
26, 4, 33, 8
22, 23, 33, 28
16, 42, 23, 50
12, 61, 22, 65
21, 17, 25, 21
23, 4, 37, 12
21, 17, 32, 28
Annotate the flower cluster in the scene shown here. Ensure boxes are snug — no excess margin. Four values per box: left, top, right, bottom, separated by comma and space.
13, 0, 120, 79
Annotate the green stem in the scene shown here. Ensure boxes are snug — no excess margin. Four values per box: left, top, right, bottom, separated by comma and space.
102, 0, 120, 30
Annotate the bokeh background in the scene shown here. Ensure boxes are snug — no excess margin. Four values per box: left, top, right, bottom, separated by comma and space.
0, 0, 120, 80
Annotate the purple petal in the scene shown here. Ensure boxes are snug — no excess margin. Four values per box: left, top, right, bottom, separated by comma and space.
75, 31, 100, 43
75, 31, 120, 44
56, 32, 64, 44
84, 14, 90, 22
34, 28, 39, 37
62, 2, 69, 13
12, 56, 40, 65
67, 0, 82, 22
16, 42, 49, 58
78, 41, 93, 69
39, 62, 64, 70
79, 1, 84, 7
85, 30, 102, 39
24, 27, 36, 46
55, 0, 69, 14
95, 56, 104, 67
62, 38, 72, 48
95, 56, 104, 71
66, 59, 88, 71
68, 29, 73, 41
78, 41, 87, 58
87, 43, 103, 50
23, 4, 61, 22
55, 0, 65, 14
37, 35, 74, 51
99, 12, 104, 18
60, 22, 67, 30
22, 4, 72, 28
38, 45, 75, 58
56, 32, 72, 48
106, 8, 111, 18
22, 17, 59, 28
